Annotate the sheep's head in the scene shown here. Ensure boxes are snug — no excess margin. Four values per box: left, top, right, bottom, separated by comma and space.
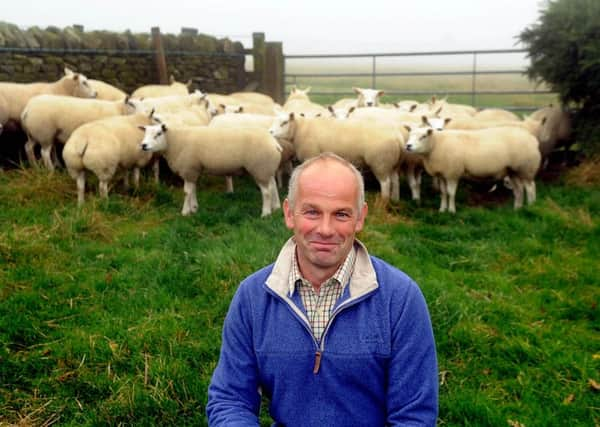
269, 112, 295, 139
286, 86, 311, 102
63, 67, 97, 99
327, 105, 355, 120
405, 126, 434, 154
353, 87, 384, 107
421, 115, 451, 131
140, 123, 168, 152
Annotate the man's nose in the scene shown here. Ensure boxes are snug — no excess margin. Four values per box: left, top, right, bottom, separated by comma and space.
316, 216, 334, 236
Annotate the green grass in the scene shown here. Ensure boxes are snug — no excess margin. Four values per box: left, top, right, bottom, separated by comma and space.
0, 164, 598, 426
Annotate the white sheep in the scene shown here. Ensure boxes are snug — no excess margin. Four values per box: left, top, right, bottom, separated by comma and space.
62, 110, 156, 205
140, 123, 282, 217
0, 93, 8, 135
0, 67, 97, 125
229, 91, 276, 106
283, 86, 328, 117
473, 108, 521, 122
88, 79, 128, 101
353, 87, 385, 107
327, 105, 355, 120
131, 75, 191, 99
404, 126, 541, 213
269, 113, 402, 201
128, 90, 208, 115
209, 113, 295, 190
21, 95, 136, 169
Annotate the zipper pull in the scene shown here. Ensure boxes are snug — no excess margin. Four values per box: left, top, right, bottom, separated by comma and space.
313, 351, 322, 374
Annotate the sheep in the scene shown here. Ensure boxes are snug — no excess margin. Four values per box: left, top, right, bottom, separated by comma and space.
445, 115, 542, 139
353, 87, 385, 107
209, 113, 295, 190
88, 79, 128, 101
140, 123, 282, 217
283, 86, 328, 117
131, 75, 191, 99
0, 67, 97, 126
474, 108, 521, 122
327, 105, 355, 120
0, 93, 8, 135
269, 112, 403, 201
536, 106, 573, 165
129, 90, 208, 114
21, 95, 136, 170
429, 96, 477, 118
62, 110, 157, 205
404, 126, 541, 213
229, 91, 275, 106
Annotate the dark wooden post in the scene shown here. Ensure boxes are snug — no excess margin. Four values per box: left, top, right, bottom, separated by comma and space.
151, 27, 169, 84
265, 41, 284, 104
252, 32, 266, 92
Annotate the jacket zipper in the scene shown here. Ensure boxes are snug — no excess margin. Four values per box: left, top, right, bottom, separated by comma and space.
265, 285, 378, 375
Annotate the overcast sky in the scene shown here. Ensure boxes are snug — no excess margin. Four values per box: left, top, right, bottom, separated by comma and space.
4, 0, 546, 54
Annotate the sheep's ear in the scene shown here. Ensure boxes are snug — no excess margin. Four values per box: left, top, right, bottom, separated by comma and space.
403, 125, 412, 132
300, 113, 305, 117
393, 102, 399, 108
353, 87, 361, 94
348, 106, 356, 114
421, 116, 429, 125
430, 95, 436, 104
327, 105, 334, 113
186, 79, 193, 89
315, 113, 322, 117
149, 107, 156, 118
238, 106, 244, 113
377, 90, 384, 97
124, 95, 130, 104
64, 67, 74, 76
138, 125, 146, 131
444, 118, 452, 125
434, 107, 442, 116
427, 128, 433, 136
541, 117, 547, 125
219, 103, 226, 109
410, 104, 418, 112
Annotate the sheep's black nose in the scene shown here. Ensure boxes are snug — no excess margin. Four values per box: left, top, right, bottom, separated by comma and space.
406, 144, 413, 152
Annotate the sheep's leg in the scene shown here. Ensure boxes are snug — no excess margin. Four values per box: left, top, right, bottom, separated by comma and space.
524, 180, 536, 205
76, 170, 85, 206
258, 181, 272, 217
41, 145, 55, 171
189, 182, 198, 213
122, 171, 130, 190
51, 145, 60, 168
225, 176, 234, 193
446, 179, 458, 214
415, 169, 423, 202
510, 176, 524, 209
407, 164, 420, 202
276, 168, 283, 190
181, 181, 193, 216
438, 177, 448, 212
377, 175, 391, 201
270, 177, 281, 211
391, 169, 400, 201
99, 180, 109, 199
152, 157, 160, 184
24, 139, 38, 167
132, 167, 140, 189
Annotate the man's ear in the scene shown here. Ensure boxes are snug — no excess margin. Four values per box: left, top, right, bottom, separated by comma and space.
283, 199, 295, 230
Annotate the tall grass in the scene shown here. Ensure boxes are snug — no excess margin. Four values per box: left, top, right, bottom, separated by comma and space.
0, 161, 598, 426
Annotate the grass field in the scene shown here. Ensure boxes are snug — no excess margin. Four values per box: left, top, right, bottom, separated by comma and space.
0, 157, 598, 425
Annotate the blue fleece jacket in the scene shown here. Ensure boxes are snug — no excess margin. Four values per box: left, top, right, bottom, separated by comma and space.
207, 239, 438, 426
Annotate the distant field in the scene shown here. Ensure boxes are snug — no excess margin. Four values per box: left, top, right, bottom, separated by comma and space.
283, 56, 558, 112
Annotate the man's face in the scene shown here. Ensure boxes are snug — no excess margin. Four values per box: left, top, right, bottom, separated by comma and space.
283, 160, 368, 282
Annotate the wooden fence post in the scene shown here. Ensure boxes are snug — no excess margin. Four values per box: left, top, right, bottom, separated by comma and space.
252, 32, 266, 92
264, 41, 284, 104
151, 27, 169, 84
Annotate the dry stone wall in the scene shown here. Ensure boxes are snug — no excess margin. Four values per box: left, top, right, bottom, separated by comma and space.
0, 21, 248, 94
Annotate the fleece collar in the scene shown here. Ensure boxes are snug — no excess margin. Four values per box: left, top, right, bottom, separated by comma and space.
265, 237, 379, 301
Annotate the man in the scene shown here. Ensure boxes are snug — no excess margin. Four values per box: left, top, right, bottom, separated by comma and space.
207, 153, 438, 426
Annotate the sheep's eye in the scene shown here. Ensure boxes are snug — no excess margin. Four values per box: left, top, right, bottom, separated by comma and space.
281, 121, 288, 126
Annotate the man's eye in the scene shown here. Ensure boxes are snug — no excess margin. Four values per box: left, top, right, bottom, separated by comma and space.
336, 212, 351, 219
304, 210, 319, 217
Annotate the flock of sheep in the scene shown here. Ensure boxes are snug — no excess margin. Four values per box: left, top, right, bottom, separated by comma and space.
0, 68, 572, 215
